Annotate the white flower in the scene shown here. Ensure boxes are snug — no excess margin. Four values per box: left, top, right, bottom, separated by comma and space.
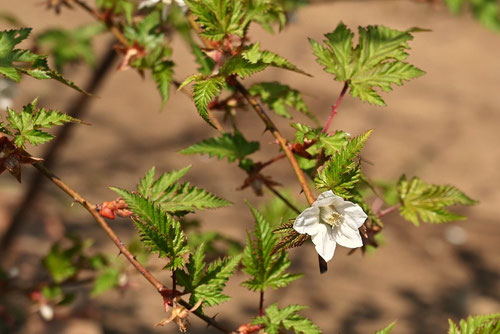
293, 190, 367, 262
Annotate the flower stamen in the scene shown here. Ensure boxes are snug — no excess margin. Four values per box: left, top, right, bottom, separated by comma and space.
319, 204, 344, 228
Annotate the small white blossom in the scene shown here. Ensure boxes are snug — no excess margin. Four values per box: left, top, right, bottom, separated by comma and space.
293, 190, 367, 262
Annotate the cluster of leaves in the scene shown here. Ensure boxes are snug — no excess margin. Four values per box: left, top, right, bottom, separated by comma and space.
309, 22, 425, 105
241, 204, 302, 291
0, 98, 80, 148
253, 304, 320, 334
444, 0, 500, 31
36, 23, 105, 72
448, 313, 500, 334
122, 11, 174, 105
0, 28, 85, 93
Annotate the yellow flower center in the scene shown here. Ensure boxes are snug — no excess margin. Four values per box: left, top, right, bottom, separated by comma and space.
319, 204, 343, 228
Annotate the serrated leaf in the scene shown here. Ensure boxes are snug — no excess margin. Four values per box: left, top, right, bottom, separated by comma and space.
176, 246, 241, 310
110, 188, 189, 269
135, 166, 230, 213
315, 130, 373, 198
310, 22, 425, 105
397, 176, 478, 226
180, 131, 259, 162
4, 99, 81, 148
448, 313, 500, 334
0, 28, 86, 92
249, 82, 316, 121
192, 76, 226, 126
253, 303, 321, 334
152, 60, 174, 106
242, 204, 301, 292
242, 42, 310, 76
185, 0, 246, 41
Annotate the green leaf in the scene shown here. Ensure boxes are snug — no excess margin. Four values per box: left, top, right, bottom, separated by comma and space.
375, 321, 396, 334
4, 99, 81, 147
185, 0, 246, 41
180, 131, 259, 162
42, 242, 80, 284
135, 166, 231, 213
315, 130, 373, 198
310, 22, 425, 105
253, 303, 321, 334
97, 0, 135, 23
36, 23, 105, 72
110, 188, 189, 269
152, 60, 174, 107
176, 243, 241, 310
249, 82, 316, 122
448, 313, 500, 334
91, 268, 120, 296
192, 76, 226, 126
242, 42, 310, 76
242, 204, 302, 292
397, 176, 478, 225
0, 28, 87, 93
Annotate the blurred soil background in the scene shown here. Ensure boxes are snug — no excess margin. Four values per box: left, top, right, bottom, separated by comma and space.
0, 0, 499, 333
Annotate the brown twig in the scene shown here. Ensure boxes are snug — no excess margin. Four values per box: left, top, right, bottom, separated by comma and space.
33, 163, 166, 292
233, 80, 316, 206
0, 42, 118, 253
258, 290, 264, 317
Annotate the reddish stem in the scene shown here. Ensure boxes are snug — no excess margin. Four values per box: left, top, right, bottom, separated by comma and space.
260, 153, 286, 169
378, 204, 401, 217
322, 82, 348, 134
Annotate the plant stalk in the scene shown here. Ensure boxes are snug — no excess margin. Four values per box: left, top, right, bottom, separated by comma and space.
322, 82, 348, 133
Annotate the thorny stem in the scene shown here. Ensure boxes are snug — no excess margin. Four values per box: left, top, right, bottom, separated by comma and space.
233, 79, 329, 274
32, 162, 233, 333
33, 163, 165, 292
233, 80, 316, 206
260, 153, 286, 170
322, 82, 348, 133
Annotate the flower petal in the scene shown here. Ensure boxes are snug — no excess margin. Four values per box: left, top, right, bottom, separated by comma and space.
334, 221, 363, 248
313, 190, 343, 208
293, 206, 320, 235
335, 201, 367, 227
311, 224, 337, 262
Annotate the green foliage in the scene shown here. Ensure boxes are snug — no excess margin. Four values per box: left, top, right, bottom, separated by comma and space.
309, 22, 425, 105
91, 268, 120, 296
445, 0, 500, 31
0, 98, 81, 147
397, 175, 478, 225
186, 0, 287, 41
42, 242, 80, 284
242, 204, 302, 291
253, 304, 321, 334
315, 130, 373, 198
375, 321, 396, 334
181, 131, 259, 162
110, 188, 190, 269
136, 166, 231, 213
259, 191, 304, 228
249, 82, 315, 121
0, 28, 86, 92
123, 12, 174, 105
448, 313, 500, 334
176, 243, 241, 310
36, 23, 105, 72
192, 76, 226, 126
292, 123, 350, 157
